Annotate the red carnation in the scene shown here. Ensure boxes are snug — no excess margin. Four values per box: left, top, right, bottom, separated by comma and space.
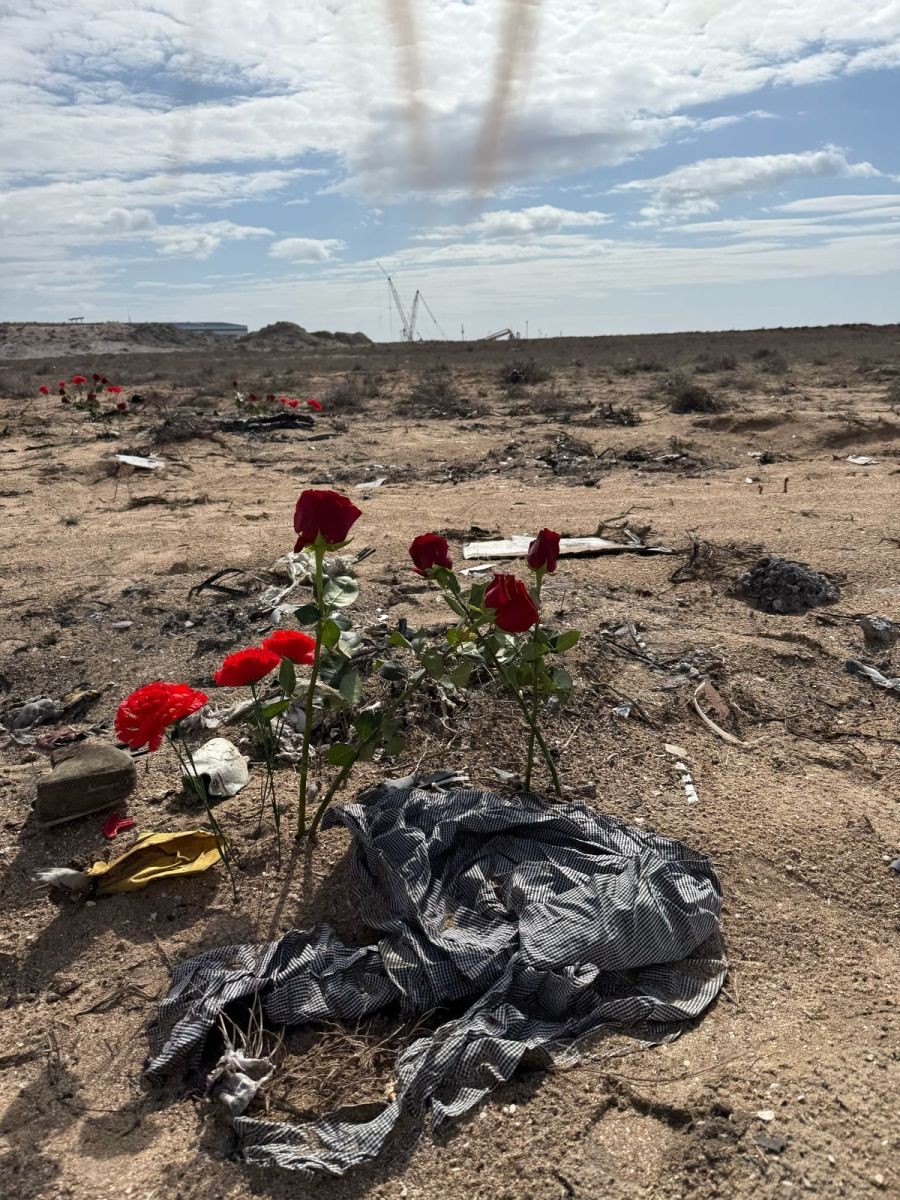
527, 528, 561, 573
307, 397, 323, 412
248, 393, 259, 403
71, 375, 87, 385
262, 628, 317, 664
409, 532, 452, 575
116, 401, 127, 412
213, 646, 280, 687
266, 393, 275, 402
39, 385, 50, 395
293, 488, 362, 551
287, 399, 300, 408
101, 377, 109, 385
107, 384, 122, 395
92, 373, 101, 382
485, 573, 540, 633
115, 681, 209, 752
58, 381, 67, 389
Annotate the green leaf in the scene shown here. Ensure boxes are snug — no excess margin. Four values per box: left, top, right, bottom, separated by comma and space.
327, 742, 357, 766
295, 603, 320, 626
380, 660, 407, 682
321, 618, 342, 648
354, 711, 381, 741
382, 733, 406, 758
259, 698, 291, 722
448, 661, 473, 688
338, 668, 362, 704
278, 657, 296, 697
389, 630, 413, 649
421, 649, 446, 679
553, 630, 581, 653
331, 611, 352, 631
552, 667, 574, 693
468, 582, 487, 608
323, 575, 359, 608
522, 641, 548, 661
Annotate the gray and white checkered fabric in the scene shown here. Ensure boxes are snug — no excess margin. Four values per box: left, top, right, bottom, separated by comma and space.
146, 786, 726, 1175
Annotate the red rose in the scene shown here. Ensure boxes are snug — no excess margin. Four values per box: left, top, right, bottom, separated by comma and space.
71, 375, 87, 385
107, 385, 122, 394
485, 573, 540, 633
262, 628, 317, 664
39, 385, 50, 395
527, 528, 561, 573
58, 381, 67, 388
409, 532, 452, 574
248, 393, 258, 403
266, 393, 275, 402
92, 373, 101, 382
101, 377, 109, 385
116, 401, 127, 411
307, 397, 323, 412
293, 488, 362, 551
213, 646, 280, 687
287, 399, 300, 408
115, 681, 209, 751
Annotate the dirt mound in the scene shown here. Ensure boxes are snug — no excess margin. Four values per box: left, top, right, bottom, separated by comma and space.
238, 323, 371, 350
0, 321, 214, 359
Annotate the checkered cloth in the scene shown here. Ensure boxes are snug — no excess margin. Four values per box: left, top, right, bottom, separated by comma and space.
147, 786, 726, 1174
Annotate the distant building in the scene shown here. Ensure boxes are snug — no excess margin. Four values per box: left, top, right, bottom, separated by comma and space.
168, 321, 248, 336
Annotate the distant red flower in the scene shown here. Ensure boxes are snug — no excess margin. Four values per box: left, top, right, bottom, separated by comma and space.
293, 488, 362, 551
279, 396, 288, 402
107, 385, 122, 395
287, 399, 300, 408
527, 529, 561, 573
101, 377, 109, 385
307, 397, 323, 412
116, 401, 127, 412
213, 646, 280, 687
58, 381, 67, 389
409, 533, 452, 574
92, 373, 102, 383
248, 393, 258, 403
71, 375, 87, 385
485, 573, 540, 633
115, 681, 209, 752
262, 628, 317, 665
102, 813, 135, 840
39, 385, 50, 395
266, 393, 275, 402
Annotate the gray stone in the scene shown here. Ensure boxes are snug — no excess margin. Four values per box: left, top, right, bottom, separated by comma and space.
736, 556, 839, 614
35, 742, 137, 827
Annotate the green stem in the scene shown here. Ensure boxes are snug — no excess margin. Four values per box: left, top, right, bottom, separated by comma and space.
523, 572, 544, 793
169, 733, 237, 900
297, 543, 326, 838
250, 683, 281, 866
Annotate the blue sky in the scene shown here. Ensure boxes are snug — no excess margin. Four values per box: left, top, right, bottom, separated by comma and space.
2, 1, 899, 338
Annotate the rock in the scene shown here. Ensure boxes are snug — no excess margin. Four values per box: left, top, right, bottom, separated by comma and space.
859, 615, 897, 651
737, 556, 839, 614
35, 742, 136, 827
756, 1131, 788, 1154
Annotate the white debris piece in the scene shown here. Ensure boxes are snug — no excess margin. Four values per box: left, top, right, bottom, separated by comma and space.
463, 535, 670, 560
114, 454, 165, 470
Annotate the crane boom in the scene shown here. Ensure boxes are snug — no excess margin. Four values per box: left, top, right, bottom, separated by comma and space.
409, 290, 421, 341
378, 263, 412, 341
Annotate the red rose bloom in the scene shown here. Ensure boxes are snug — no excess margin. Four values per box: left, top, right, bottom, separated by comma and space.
287, 399, 300, 408
293, 488, 362, 551
527, 528, 561, 573
101, 377, 109, 385
248, 393, 258, 403
107, 385, 122, 394
262, 628, 317, 664
307, 397, 323, 412
115, 681, 209, 751
409, 532, 452, 574
58, 381, 67, 389
39, 385, 50, 395
71, 375, 87, 385
266, 393, 275, 402
92, 373, 101, 382
213, 646, 280, 686
485, 573, 540, 633
116, 401, 127, 411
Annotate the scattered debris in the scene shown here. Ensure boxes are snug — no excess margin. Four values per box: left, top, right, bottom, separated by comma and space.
102, 812, 136, 840
183, 738, 250, 798
672, 758, 700, 804
736, 556, 839, 614
355, 476, 387, 490
664, 743, 689, 759
756, 1130, 788, 1154
845, 660, 900, 693
755, 1109, 776, 1122
3, 697, 64, 731
35, 830, 226, 895
859, 615, 898, 651
692, 682, 755, 748
34, 742, 137, 827
463, 534, 670, 560
845, 455, 878, 465
113, 453, 164, 470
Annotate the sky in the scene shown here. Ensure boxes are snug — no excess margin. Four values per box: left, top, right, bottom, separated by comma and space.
2, 0, 899, 339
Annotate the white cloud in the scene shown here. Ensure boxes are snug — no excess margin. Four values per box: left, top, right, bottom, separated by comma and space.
268, 237, 345, 262
775, 193, 900, 215
417, 205, 611, 241
617, 148, 881, 220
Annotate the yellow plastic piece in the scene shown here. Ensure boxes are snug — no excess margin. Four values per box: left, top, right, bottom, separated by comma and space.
86, 830, 225, 895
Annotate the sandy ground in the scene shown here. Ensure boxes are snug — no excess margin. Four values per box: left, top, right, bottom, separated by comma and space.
0, 329, 898, 1199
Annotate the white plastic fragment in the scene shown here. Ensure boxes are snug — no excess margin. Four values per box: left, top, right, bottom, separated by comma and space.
114, 454, 164, 470
463, 535, 670, 560
184, 738, 250, 797
673, 761, 700, 804
355, 477, 387, 489
755, 1109, 776, 1122
34, 867, 92, 893
664, 743, 689, 759
846, 455, 877, 465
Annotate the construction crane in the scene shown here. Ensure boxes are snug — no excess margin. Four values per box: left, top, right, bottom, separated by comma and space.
378, 264, 447, 342
480, 327, 516, 341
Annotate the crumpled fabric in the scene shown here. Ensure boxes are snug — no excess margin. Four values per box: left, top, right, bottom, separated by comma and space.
146, 787, 726, 1175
